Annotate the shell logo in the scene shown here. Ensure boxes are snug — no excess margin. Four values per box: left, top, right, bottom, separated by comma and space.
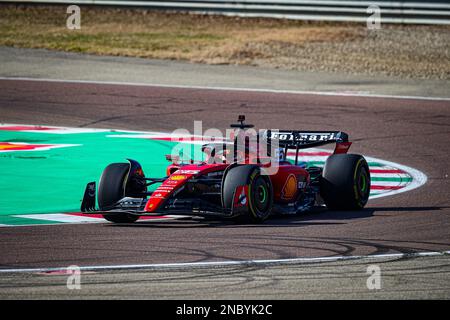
281, 174, 297, 200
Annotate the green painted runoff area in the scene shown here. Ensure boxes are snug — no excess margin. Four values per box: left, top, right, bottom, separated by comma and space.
0, 130, 181, 215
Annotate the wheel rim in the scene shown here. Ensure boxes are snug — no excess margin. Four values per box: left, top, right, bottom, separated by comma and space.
360, 174, 367, 192
358, 167, 370, 201
257, 185, 267, 203
252, 176, 270, 214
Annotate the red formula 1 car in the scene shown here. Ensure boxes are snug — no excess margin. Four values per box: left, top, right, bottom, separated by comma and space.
81, 116, 370, 223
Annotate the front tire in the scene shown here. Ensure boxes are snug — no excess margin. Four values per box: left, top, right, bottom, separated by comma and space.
320, 154, 370, 210
98, 163, 139, 223
222, 165, 273, 223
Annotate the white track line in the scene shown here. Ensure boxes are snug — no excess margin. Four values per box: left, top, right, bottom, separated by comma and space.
0, 214, 187, 228
1, 76, 450, 101
0, 123, 109, 134
14, 214, 106, 223
1, 250, 449, 273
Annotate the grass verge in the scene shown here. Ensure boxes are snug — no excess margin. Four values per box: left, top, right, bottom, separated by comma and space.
1, 5, 449, 79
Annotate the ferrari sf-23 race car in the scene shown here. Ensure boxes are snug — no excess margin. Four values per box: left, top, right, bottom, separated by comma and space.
81, 116, 370, 223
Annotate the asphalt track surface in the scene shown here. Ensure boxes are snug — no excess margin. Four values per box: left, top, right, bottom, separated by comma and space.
0, 79, 450, 299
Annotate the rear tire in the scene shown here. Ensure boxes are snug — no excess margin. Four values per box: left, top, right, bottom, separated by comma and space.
320, 154, 370, 210
98, 163, 139, 223
222, 165, 273, 223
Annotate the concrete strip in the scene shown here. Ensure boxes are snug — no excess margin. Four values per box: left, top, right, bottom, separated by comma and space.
1, 46, 450, 99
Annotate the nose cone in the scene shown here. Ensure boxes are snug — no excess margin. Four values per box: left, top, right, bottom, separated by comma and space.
144, 172, 193, 212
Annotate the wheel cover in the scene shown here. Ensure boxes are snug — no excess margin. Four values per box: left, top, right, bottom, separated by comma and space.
257, 185, 267, 203
252, 176, 270, 214
357, 166, 370, 202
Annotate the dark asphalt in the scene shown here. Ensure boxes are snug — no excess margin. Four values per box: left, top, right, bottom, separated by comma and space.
2, 255, 449, 299
0, 79, 449, 269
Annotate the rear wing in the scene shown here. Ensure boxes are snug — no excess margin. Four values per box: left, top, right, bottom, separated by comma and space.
263, 130, 352, 161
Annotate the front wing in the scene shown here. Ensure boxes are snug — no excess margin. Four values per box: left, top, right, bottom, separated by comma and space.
81, 182, 236, 218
